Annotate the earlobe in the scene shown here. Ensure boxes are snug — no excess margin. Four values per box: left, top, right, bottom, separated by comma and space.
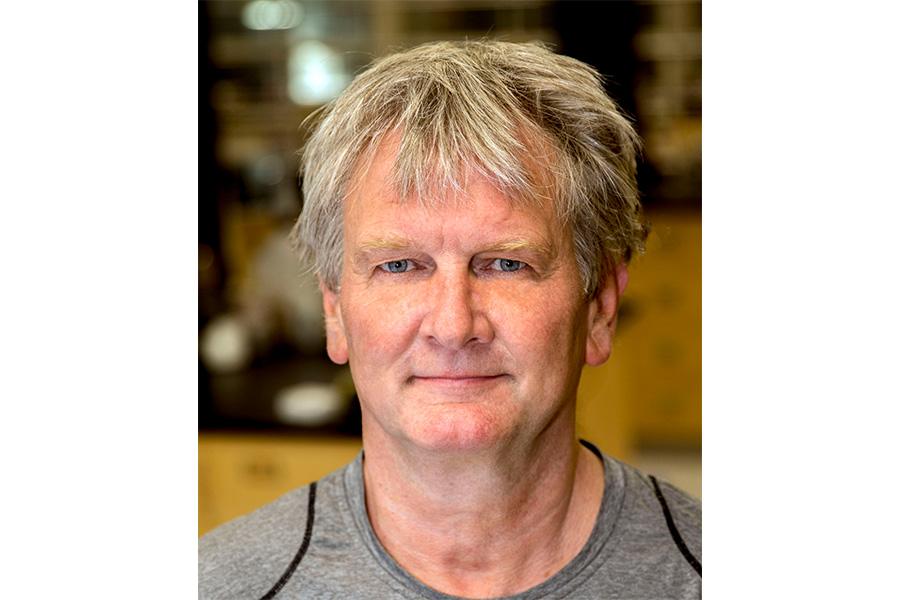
320, 279, 349, 365
584, 263, 628, 367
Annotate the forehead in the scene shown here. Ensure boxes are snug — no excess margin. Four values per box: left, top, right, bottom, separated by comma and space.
343, 136, 567, 247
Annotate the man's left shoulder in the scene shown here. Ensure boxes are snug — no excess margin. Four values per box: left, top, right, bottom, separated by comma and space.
615, 457, 702, 565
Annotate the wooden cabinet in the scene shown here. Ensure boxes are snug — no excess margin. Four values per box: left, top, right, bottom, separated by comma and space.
622, 211, 702, 447
577, 210, 701, 454
199, 434, 361, 536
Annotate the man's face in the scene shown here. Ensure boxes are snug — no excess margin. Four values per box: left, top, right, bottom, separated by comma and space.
321, 141, 620, 452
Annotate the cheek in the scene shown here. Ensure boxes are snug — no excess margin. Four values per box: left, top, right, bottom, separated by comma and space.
491, 285, 585, 359
342, 287, 424, 361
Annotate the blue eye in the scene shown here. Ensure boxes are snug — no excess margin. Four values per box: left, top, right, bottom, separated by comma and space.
492, 258, 525, 272
380, 259, 412, 273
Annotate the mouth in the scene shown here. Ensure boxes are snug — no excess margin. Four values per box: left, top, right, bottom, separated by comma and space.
408, 374, 507, 387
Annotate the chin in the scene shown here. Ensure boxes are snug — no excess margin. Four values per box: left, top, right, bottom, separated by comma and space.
405, 403, 514, 452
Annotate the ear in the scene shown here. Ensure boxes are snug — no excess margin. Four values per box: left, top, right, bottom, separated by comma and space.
320, 278, 349, 365
584, 263, 629, 367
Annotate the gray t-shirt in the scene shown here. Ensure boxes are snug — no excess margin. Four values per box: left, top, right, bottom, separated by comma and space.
200, 444, 701, 599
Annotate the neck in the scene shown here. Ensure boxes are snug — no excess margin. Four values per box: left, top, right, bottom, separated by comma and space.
361, 423, 604, 598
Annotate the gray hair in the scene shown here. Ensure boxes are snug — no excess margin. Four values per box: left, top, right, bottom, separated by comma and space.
292, 40, 646, 296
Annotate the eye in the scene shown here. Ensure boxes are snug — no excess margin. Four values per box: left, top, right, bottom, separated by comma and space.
379, 259, 414, 273
491, 258, 526, 272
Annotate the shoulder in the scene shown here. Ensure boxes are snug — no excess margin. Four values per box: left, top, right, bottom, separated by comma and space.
199, 458, 357, 600
199, 483, 315, 599
578, 454, 701, 596
612, 456, 702, 565
651, 476, 701, 556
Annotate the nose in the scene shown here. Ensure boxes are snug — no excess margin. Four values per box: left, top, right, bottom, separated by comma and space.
421, 270, 494, 350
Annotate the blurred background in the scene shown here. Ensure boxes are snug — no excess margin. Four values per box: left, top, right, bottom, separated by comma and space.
199, 0, 701, 535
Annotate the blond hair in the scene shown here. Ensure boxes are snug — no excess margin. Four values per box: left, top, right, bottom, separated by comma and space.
292, 40, 646, 296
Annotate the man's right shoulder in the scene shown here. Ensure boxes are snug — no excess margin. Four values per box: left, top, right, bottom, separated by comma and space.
199, 482, 317, 599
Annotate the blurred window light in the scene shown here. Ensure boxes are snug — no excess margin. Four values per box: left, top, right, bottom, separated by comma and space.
242, 0, 304, 31
288, 41, 348, 105
250, 153, 285, 187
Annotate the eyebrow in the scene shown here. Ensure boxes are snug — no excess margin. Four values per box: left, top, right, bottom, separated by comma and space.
352, 236, 557, 266
351, 237, 414, 271
356, 237, 414, 253
481, 238, 556, 258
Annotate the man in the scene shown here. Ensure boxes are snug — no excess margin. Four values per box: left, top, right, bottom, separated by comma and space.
200, 40, 700, 599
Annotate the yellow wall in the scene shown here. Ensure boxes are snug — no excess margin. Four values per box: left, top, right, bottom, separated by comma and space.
577, 210, 701, 453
